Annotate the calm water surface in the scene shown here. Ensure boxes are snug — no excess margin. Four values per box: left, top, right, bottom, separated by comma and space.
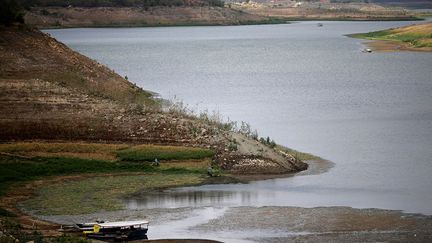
46, 21, 432, 218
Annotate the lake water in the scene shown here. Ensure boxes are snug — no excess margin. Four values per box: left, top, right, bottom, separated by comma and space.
46, 20, 432, 222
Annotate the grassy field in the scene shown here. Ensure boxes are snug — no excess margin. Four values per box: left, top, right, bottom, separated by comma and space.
0, 142, 215, 215
350, 22, 432, 48
0, 141, 316, 216
0, 142, 216, 243
22, 174, 204, 215
117, 145, 215, 161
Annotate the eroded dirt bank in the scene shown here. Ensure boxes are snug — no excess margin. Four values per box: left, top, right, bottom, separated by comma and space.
0, 26, 307, 174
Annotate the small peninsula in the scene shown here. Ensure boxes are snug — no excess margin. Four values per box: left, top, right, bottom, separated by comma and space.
0, 15, 314, 241
350, 22, 432, 52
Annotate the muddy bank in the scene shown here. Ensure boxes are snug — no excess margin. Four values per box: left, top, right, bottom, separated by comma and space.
29, 206, 432, 242
14, 159, 431, 242
0, 159, 323, 230
194, 207, 432, 242
1, 159, 325, 230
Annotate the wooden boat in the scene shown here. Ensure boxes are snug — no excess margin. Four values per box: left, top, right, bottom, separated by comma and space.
75, 220, 105, 231
59, 221, 106, 233
83, 220, 149, 241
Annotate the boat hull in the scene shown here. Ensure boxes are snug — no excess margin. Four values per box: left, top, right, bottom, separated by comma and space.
86, 229, 148, 241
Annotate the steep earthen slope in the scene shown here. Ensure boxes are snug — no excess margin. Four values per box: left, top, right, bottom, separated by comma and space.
0, 26, 307, 174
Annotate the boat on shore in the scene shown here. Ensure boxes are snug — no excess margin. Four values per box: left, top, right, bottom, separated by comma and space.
75, 220, 105, 231
82, 220, 149, 241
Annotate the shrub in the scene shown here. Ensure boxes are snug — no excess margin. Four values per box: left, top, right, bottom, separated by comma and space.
227, 142, 237, 151
259, 136, 277, 148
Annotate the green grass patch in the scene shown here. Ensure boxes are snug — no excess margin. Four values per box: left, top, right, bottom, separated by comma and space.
0, 154, 207, 196
0, 142, 213, 216
22, 173, 204, 215
116, 145, 215, 161
349, 23, 432, 49
353, 31, 421, 43
350, 30, 392, 39
0, 142, 214, 204
0, 153, 208, 215
0, 156, 142, 194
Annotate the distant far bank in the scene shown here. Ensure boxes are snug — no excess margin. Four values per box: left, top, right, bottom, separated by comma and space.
24, 6, 287, 29
24, 4, 423, 29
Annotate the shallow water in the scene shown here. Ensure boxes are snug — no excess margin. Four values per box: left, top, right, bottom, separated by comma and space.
46, 21, 432, 218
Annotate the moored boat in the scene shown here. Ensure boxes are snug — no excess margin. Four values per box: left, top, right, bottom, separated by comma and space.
83, 220, 149, 241
75, 220, 105, 231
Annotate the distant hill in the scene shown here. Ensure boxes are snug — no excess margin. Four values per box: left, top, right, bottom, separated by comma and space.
19, 0, 224, 7
15, 0, 288, 28
369, 0, 432, 9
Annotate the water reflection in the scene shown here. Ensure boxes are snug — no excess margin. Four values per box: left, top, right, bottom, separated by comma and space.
124, 190, 260, 209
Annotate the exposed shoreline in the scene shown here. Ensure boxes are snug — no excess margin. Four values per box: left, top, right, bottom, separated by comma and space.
349, 21, 432, 52
25, 205, 432, 242
361, 39, 432, 52
1, 158, 328, 237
